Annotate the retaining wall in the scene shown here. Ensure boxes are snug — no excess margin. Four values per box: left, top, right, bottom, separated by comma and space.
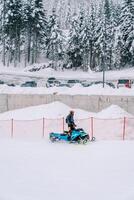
0, 94, 134, 114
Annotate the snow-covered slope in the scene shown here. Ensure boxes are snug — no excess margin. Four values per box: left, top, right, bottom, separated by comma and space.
97, 105, 133, 119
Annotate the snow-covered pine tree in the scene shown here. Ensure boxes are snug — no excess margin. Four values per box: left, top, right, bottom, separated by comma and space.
94, 0, 115, 71
65, 0, 72, 29
32, 0, 47, 63
0, 0, 6, 66
45, 8, 65, 69
24, 0, 47, 65
23, 0, 35, 65
113, 28, 124, 69
81, 4, 96, 71
118, 0, 134, 67
67, 9, 85, 70
4, 0, 23, 67
56, 0, 66, 29
93, 2, 105, 71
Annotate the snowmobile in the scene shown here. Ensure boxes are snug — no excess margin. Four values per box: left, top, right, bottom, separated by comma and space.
49, 128, 95, 144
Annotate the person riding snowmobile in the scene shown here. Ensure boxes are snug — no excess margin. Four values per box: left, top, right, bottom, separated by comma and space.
66, 110, 76, 135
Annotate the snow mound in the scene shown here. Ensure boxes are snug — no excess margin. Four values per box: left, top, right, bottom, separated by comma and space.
0, 101, 92, 120
97, 104, 133, 119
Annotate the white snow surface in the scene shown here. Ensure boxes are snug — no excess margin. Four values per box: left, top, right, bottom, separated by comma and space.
0, 139, 134, 200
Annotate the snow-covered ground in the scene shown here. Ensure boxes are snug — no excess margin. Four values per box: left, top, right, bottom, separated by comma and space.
0, 139, 134, 200
0, 64, 134, 81
0, 103, 134, 200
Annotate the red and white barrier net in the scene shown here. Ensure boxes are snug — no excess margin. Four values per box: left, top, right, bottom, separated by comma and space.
0, 120, 12, 138
92, 118, 124, 140
0, 117, 134, 140
13, 119, 43, 139
125, 118, 134, 140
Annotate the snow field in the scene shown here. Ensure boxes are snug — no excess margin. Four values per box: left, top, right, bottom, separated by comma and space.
0, 103, 134, 200
0, 139, 134, 200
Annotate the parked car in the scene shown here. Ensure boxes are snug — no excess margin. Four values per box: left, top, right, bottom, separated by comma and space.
0, 80, 4, 84
91, 81, 115, 88
46, 77, 57, 87
58, 83, 70, 87
81, 81, 93, 87
7, 83, 15, 87
67, 79, 80, 87
47, 77, 56, 82
117, 79, 132, 88
21, 81, 37, 87
55, 80, 61, 87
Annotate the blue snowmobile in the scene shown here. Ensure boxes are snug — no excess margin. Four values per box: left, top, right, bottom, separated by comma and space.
49, 128, 95, 144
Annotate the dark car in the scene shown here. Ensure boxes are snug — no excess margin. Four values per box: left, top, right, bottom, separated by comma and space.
46, 77, 57, 87
67, 79, 80, 87
81, 81, 93, 87
58, 83, 70, 87
7, 83, 16, 87
21, 81, 37, 87
0, 80, 4, 84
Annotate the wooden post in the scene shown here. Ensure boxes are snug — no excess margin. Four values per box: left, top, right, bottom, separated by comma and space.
123, 117, 126, 140
42, 118, 45, 138
63, 117, 64, 132
90, 117, 94, 140
11, 119, 14, 138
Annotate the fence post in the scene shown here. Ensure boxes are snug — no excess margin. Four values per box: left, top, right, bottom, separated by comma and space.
123, 117, 126, 140
11, 119, 14, 138
90, 117, 94, 140
42, 117, 45, 138
63, 117, 64, 132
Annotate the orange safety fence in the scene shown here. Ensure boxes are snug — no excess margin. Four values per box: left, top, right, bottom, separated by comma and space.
92, 118, 124, 140
44, 118, 64, 137
12, 119, 43, 139
124, 118, 134, 140
0, 117, 134, 140
0, 120, 12, 138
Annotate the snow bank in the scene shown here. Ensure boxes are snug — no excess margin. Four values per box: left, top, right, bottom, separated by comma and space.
0, 101, 70, 120
0, 82, 134, 96
0, 101, 133, 120
97, 105, 133, 119
0, 101, 94, 120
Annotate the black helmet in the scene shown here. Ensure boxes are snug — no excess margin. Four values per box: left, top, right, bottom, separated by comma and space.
70, 110, 74, 114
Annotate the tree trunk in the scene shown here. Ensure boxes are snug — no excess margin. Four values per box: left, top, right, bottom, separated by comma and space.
2, 0, 6, 66
27, 26, 32, 63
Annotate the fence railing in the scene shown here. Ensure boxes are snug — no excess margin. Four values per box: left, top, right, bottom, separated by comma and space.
0, 117, 134, 140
